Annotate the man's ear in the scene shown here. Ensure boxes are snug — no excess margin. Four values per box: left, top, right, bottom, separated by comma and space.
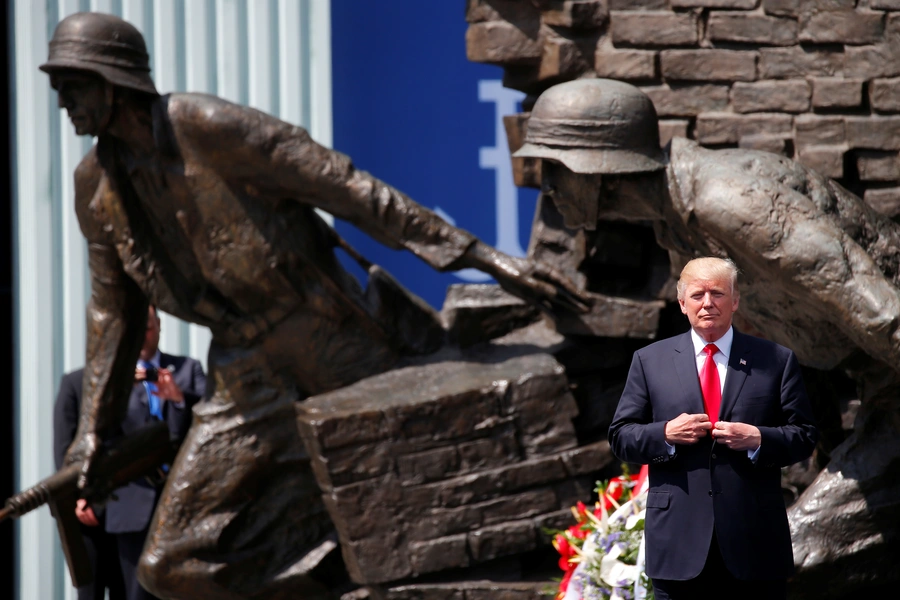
678, 298, 687, 314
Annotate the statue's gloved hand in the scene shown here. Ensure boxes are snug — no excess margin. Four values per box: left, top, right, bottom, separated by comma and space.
63, 432, 103, 493
461, 242, 591, 314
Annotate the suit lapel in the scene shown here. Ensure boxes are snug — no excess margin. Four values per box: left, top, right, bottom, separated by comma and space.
673, 332, 706, 414
720, 330, 750, 420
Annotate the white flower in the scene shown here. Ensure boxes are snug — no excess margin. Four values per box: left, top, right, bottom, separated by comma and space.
625, 508, 646, 531
599, 544, 640, 587
579, 534, 601, 565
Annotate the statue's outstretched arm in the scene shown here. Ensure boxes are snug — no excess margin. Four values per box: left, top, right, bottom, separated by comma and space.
187, 98, 589, 313
68, 153, 148, 493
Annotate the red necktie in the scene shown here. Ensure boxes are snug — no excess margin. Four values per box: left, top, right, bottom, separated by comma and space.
700, 344, 721, 424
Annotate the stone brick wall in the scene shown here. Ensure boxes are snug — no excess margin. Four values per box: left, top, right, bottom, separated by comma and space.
466, 0, 900, 217
297, 350, 613, 587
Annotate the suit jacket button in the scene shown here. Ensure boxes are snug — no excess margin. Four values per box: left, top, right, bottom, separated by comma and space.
708, 490, 713, 497
712, 453, 717, 459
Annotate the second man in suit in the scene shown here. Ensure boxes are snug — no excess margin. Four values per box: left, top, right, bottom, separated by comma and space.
107, 305, 206, 600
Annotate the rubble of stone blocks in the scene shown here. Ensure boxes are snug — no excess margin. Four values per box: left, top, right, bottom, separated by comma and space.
467, 0, 900, 219
363, 580, 556, 600
296, 348, 614, 587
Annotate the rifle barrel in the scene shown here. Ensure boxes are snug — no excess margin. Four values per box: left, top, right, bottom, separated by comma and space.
0, 422, 172, 523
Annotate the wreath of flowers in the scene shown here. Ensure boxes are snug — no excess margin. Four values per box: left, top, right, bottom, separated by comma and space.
552, 466, 653, 600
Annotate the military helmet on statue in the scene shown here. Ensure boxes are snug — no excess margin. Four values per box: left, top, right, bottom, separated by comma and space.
40, 12, 158, 96
514, 78, 665, 175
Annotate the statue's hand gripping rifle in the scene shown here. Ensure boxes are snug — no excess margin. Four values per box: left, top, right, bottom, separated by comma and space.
0, 422, 176, 587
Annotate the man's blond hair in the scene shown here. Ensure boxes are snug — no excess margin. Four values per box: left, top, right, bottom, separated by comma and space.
676, 257, 740, 300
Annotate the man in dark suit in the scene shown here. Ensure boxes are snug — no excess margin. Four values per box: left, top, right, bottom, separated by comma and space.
609, 257, 818, 600
106, 305, 206, 600
54, 369, 127, 600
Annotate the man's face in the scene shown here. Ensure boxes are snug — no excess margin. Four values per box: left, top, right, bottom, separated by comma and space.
679, 277, 739, 342
540, 160, 600, 231
142, 307, 161, 357
50, 71, 113, 136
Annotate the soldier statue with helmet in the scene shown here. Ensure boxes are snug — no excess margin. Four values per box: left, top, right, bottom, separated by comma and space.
40, 11, 587, 600
516, 77, 900, 592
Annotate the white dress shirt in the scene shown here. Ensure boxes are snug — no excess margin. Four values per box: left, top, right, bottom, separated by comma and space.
666, 326, 760, 459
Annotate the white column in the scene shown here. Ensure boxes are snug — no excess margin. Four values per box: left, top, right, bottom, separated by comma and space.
13, 2, 60, 600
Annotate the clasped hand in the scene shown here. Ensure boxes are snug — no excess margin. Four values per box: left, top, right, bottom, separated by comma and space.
135, 365, 184, 403
665, 413, 761, 451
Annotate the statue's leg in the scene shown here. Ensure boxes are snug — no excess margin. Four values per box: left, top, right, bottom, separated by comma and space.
137, 341, 336, 600
788, 406, 900, 599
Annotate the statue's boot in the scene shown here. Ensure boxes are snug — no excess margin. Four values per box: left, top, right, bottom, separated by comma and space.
788, 406, 900, 599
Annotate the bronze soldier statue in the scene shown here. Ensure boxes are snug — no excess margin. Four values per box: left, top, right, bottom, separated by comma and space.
515, 77, 900, 593
41, 12, 586, 600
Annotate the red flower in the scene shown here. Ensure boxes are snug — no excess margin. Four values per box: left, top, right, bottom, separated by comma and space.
557, 567, 575, 598
601, 474, 634, 511
567, 523, 587, 540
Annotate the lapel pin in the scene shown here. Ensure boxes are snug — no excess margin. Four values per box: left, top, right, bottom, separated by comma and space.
739, 359, 747, 366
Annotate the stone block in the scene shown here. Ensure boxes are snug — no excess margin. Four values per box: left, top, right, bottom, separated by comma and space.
794, 115, 845, 147
857, 151, 900, 181
466, 0, 539, 24
762, 0, 800, 16
610, 0, 667, 8
534, 509, 575, 542
811, 78, 864, 109
764, 0, 853, 16
799, 10, 884, 45
661, 50, 757, 82
555, 476, 600, 507
595, 48, 657, 80
846, 43, 900, 79
695, 113, 793, 145
731, 80, 810, 113
405, 504, 484, 541
708, 13, 798, 45
381, 582, 552, 600
480, 488, 560, 525
542, 1, 608, 29
739, 134, 789, 156
519, 416, 579, 457
671, 0, 756, 6
610, 11, 699, 47
500, 455, 568, 489
325, 475, 404, 540
441, 283, 540, 348
538, 34, 592, 82
659, 119, 690, 146
759, 47, 844, 78
796, 145, 846, 179
505, 113, 542, 188
414, 469, 507, 509
468, 520, 537, 562
864, 187, 900, 216
466, 21, 541, 66
553, 293, 664, 338
297, 406, 396, 452
870, 78, 900, 112
871, 0, 900, 9
409, 534, 470, 576
344, 531, 412, 584
319, 442, 395, 488
457, 433, 521, 474
397, 446, 460, 486
466, 0, 501, 23
559, 441, 615, 476
643, 84, 730, 117
845, 116, 900, 150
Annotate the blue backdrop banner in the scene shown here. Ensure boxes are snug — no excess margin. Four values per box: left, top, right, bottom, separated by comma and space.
331, 1, 536, 309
